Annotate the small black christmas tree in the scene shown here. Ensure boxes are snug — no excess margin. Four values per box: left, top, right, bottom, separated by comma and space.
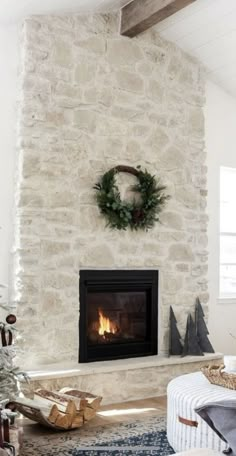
169, 306, 183, 356
195, 297, 214, 353
182, 313, 203, 357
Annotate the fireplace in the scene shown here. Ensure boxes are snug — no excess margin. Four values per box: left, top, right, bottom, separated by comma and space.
79, 270, 158, 363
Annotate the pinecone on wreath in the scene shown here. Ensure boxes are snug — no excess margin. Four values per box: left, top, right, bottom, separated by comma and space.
132, 208, 145, 223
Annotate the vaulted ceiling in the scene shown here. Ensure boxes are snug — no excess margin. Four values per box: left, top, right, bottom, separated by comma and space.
155, 0, 236, 99
0, 0, 235, 98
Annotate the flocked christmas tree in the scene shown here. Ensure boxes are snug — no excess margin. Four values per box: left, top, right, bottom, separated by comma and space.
195, 297, 214, 353
169, 306, 183, 356
0, 225, 26, 409
0, 282, 20, 407
182, 313, 203, 357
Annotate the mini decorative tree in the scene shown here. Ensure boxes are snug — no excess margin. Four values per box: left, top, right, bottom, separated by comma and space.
195, 297, 214, 353
169, 306, 183, 356
182, 313, 203, 357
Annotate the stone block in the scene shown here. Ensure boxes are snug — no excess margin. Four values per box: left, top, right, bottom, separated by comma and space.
22, 153, 40, 178
136, 61, 154, 76
74, 63, 96, 83
169, 244, 194, 262
76, 36, 106, 54
83, 88, 98, 103
100, 137, 124, 158
95, 116, 127, 136
53, 40, 73, 67
47, 190, 79, 209
97, 88, 114, 107
22, 75, 51, 94
175, 186, 199, 210
41, 290, 63, 313
147, 79, 163, 102
163, 274, 183, 293
146, 128, 170, 150
40, 240, 70, 258
176, 263, 190, 273
42, 272, 78, 289
16, 274, 40, 297
78, 244, 115, 268
125, 139, 143, 160
188, 109, 205, 137
18, 192, 43, 208
107, 39, 143, 65
160, 211, 183, 230
54, 81, 81, 98
160, 146, 185, 170
115, 71, 144, 93
111, 106, 145, 122
129, 124, 151, 137
74, 109, 97, 132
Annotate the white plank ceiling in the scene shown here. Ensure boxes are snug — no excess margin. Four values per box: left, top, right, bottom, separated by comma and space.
0, 0, 236, 98
155, 0, 236, 99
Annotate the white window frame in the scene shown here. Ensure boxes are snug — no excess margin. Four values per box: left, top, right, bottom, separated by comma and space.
218, 166, 236, 304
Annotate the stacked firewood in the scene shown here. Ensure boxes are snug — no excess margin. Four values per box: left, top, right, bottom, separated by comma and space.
12, 389, 102, 430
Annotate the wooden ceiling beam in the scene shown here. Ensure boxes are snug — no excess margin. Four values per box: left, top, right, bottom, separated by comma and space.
120, 0, 197, 38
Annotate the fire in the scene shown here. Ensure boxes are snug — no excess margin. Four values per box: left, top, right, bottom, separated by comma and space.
98, 309, 116, 336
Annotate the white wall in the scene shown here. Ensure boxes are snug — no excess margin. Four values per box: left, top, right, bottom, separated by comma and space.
0, 25, 19, 296
206, 80, 236, 355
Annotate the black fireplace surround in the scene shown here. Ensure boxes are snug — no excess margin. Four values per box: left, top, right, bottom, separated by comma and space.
79, 270, 158, 363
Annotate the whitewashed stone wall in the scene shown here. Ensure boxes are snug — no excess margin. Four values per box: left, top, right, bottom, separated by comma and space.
13, 14, 207, 368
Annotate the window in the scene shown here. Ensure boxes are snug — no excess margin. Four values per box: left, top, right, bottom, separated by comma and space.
220, 167, 236, 299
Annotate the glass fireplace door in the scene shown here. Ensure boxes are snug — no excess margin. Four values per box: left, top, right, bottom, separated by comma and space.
79, 270, 158, 363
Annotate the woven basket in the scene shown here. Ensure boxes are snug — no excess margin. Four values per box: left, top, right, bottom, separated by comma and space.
201, 364, 236, 390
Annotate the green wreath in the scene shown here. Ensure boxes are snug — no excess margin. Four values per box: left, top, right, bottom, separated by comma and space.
94, 165, 170, 231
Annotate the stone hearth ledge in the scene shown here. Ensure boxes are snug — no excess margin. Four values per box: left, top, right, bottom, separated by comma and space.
28, 353, 223, 380
26, 353, 223, 404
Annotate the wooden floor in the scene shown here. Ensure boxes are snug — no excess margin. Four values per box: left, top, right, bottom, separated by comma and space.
92, 396, 167, 426
22, 396, 167, 437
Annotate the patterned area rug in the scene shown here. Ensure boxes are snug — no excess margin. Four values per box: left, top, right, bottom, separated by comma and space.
22, 415, 174, 456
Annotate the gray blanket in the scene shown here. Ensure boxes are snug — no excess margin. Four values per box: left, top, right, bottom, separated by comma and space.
195, 400, 236, 455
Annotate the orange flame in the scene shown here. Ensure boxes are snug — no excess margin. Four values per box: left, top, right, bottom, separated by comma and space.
98, 309, 116, 335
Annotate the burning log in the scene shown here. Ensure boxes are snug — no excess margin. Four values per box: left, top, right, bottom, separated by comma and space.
103, 331, 121, 342
98, 309, 118, 336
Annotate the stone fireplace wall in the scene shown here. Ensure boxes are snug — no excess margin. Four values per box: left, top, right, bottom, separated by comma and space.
13, 13, 207, 368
